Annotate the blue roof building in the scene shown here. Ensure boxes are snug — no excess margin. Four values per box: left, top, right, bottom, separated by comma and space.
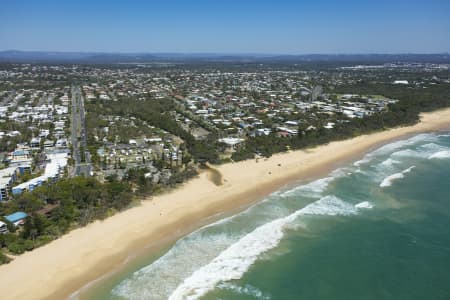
4, 211, 28, 225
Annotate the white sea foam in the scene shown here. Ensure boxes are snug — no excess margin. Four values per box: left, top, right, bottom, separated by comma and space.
407, 133, 437, 143
353, 134, 436, 170
113, 134, 447, 300
370, 158, 402, 183
371, 134, 430, 155
112, 167, 357, 299
204, 187, 292, 231
354, 156, 372, 167
112, 176, 347, 299
389, 141, 449, 161
201, 212, 239, 230
428, 150, 450, 160
355, 168, 365, 174
112, 232, 238, 299
218, 282, 271, 300
368, 133, 437, 159
380, 166, 415, 188
420, 143, 446, 151
168, 196, 364, 300
355, 201, 374, 209
371, 140, 410, 155
281, 177, 332, 198
281, 168, 346, 198
391, 149, 423, 158
380, 158, 400, 167
391, 148, 438, 160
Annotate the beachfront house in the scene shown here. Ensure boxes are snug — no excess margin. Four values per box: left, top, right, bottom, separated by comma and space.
218, 137, 244, 150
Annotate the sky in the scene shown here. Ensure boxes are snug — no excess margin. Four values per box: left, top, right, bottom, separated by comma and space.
1, 0, 449, 54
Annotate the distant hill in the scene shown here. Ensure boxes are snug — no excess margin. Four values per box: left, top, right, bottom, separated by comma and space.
0, 50, 449, 64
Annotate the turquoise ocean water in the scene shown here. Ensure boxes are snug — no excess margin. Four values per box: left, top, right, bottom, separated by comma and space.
81, 132, 450, 300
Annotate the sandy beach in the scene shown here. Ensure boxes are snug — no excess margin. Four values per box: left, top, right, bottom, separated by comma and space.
1, 108, 450, 300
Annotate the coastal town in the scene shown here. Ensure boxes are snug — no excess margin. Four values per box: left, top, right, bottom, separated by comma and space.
0, 61, 449, 260
2, 0, 450, 299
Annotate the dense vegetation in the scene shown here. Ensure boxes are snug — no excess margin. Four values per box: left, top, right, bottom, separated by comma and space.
86, 97, 221, 163
0, 166, 198, 261
0, 167, 197, 264
0, 177, 133, 257
334, 81, 450, 113
232, 82, 450, 161
0, 121, 35, 152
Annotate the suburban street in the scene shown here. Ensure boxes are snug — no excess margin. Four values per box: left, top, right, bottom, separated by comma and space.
70, 85, 92, 177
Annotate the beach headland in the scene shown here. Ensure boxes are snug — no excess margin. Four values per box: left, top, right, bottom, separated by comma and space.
1, 108, 450, 300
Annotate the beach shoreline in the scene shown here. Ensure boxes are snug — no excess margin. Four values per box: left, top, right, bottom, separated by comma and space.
1, 108, 450, 300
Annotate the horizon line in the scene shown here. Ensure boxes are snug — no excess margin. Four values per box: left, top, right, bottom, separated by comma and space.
1, 49, 449, 56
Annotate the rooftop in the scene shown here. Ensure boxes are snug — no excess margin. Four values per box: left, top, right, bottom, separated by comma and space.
4, 211, 28, 223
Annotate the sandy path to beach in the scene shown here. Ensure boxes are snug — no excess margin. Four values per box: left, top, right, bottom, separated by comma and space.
1, 108, 450, 300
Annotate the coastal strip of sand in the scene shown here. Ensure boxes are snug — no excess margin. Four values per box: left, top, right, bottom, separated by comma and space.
1, 108, 450, 300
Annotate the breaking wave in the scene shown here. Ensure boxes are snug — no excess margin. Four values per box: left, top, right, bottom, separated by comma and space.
390, 142, 449, 161
428, 150, 450, 160
168, 196, 370, 300
354, 134, 438, 167
280, 168, 346, 198
354, 156, 372, 167
420, 142, 447, 151
391, 149, 424, 159
355, 201, 374, 209
109, 132, 450, 300
380, 158, 400, 167
372, 134, 435, 156
112, 231, 238, 299
112, 172, 351, 300
380, 166, 415, 188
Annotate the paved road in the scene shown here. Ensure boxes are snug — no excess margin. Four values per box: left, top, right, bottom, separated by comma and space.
70, 85, 92, 177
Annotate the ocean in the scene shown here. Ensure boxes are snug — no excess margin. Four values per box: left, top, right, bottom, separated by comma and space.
79, 132, 450, 300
